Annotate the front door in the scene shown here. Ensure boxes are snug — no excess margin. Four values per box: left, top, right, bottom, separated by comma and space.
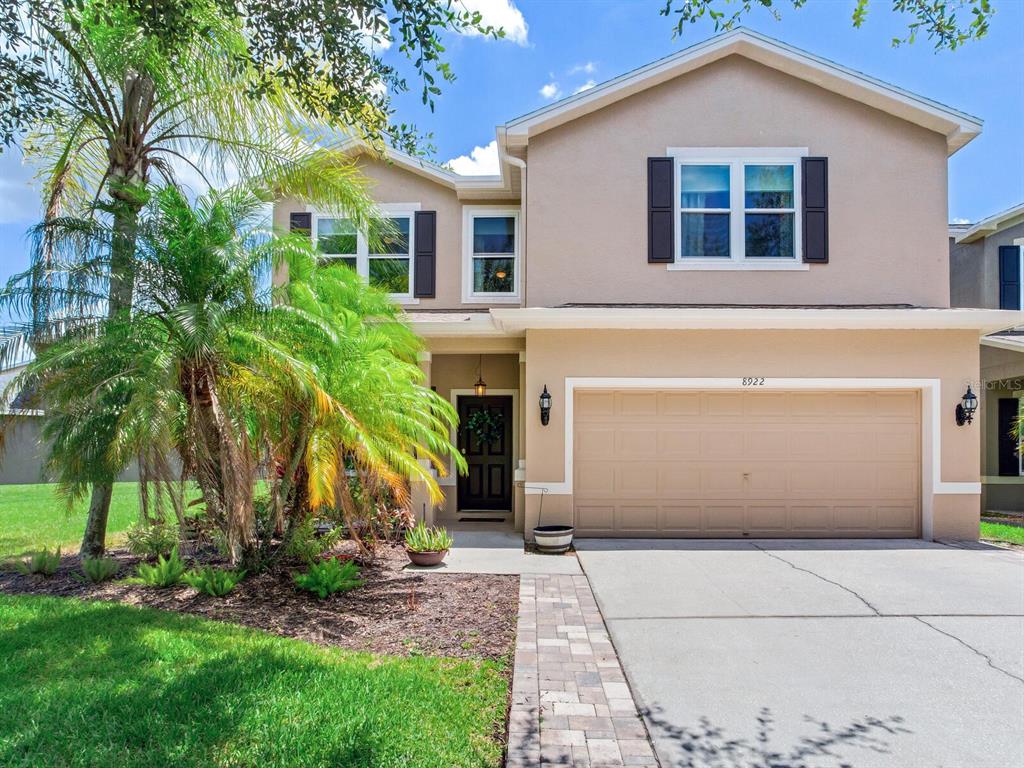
457, 395, 513, 511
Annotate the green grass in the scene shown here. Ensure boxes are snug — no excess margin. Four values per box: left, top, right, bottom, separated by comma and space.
0, 595, 507, 768
0, 481, 143, 559
980, 521, 1024, 545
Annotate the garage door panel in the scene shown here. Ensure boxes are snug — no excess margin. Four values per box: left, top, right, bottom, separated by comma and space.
573, 389, 920, 538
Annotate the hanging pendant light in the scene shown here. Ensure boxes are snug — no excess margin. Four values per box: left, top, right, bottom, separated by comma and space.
474, 354, 487, 396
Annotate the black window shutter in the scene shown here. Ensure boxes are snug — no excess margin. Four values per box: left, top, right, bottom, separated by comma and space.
289, 212, 312, 238
414, 210, 436, 298
998, 245, 1021, 310
997, 398, 1020, 476
802, 157, 828, 263
648, 157, 674, 263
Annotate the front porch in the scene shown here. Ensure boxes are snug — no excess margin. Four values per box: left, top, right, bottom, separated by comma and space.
413, 340, 528, 533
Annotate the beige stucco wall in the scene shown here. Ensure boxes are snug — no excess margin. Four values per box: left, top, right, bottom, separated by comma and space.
273, 157, 519, 310
523, 329, 981, 540
526, 54, 950, 308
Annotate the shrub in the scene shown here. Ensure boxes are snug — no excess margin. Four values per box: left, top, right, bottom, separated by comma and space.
136, 548, 187, 588
293, 558, 363, 599
126, 520, 179, 559
285, 517, 342, 565
16, 548, 61, 577
81, 557, 120, 583
183, 566, 245, 597
404, 522, 453, 553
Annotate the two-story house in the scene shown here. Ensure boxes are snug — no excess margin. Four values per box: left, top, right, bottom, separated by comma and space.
949, 203, 1024, 512
276, 29, 1022, 542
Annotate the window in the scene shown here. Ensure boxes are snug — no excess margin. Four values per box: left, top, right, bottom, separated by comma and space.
670, 148, 806, 270
463, 207, 520, 302
313, 205, 418, 299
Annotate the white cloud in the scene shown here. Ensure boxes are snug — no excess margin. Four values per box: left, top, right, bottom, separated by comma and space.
951, 217, 971, 225
569, 62, 596, 75
0, 149, 41, 225
459, 0, 529, 45
446, 140, 499, 176
539, 82, 561, 100
573, 80, 596, 95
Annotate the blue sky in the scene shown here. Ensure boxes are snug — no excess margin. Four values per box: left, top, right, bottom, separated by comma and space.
2, 0, 1022, 294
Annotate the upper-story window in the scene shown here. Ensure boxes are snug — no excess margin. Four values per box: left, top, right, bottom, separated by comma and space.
463, 206, 520, 303
314, 204, 418, 300
670, 148, 806, 271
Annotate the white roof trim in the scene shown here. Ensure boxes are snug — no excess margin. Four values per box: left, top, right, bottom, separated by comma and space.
954, 202, 1024, 244
489, 307, 1024, 335
504, 28, 982, 156
981, 334, 1024, 353
339, 139, 515, 198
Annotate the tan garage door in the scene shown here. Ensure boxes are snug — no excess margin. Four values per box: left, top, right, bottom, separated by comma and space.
573, 389, 920, 538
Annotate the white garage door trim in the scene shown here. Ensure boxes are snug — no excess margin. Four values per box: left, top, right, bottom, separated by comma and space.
524, 377, 982, 541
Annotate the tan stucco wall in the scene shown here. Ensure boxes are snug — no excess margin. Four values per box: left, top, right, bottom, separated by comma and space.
526, 55, 950, 308
273, 157, 519, 310
523, 329, 981, 540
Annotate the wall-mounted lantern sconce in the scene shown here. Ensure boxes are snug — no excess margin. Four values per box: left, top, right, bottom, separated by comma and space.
539, 385, 552, 426
955, 385, 978, 426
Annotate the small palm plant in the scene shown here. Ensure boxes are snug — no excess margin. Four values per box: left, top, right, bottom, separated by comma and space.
81, 556, 120, 583
184, 566, 245, 597
136, 548, 188, 588
16, 548, 61, 577
293, 558, 363, 599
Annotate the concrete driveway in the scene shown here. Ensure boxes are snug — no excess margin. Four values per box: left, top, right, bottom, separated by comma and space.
575, 539, 1024, 768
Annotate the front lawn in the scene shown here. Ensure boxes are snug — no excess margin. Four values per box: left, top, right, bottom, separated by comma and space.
980, 521, 1024, 546
0, 594, 508, 768
0, 482, 143, 559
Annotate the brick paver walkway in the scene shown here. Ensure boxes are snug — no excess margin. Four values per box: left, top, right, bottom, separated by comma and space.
507, 574, 659, 767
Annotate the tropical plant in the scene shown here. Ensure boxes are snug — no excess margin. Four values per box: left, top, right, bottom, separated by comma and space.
9, 185, 462, 566
125, 520, 179, 560
284, 517, 343, 565
16, 547, 62, 576
81, 556, 120, 582
136, 547, 188, 587
183, 565, 245, 597
293, 557, 363, 599
0, 0, 393, 559
404, 521, 453, 553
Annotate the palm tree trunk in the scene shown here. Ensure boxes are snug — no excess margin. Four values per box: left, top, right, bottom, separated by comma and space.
79, 167, 144, 557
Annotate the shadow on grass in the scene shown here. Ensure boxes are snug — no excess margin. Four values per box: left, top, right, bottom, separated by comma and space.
642, 704, 911, 768
0, 596, 504, 768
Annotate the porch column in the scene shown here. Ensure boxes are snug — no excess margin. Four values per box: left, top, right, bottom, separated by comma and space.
410, 351, 438, 525
514, 350, 527, 532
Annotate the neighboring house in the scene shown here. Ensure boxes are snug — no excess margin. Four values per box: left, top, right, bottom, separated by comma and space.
949, 204, 1024, 512
276, 28, 1022, 541
0, 364, 49, 484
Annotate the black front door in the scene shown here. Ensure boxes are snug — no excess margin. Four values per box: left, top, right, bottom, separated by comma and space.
457, 395, 513, 511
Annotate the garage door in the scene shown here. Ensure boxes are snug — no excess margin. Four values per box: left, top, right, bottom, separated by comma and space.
573, 389, 920, 538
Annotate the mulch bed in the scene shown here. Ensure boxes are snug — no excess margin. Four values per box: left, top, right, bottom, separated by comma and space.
0, 543, 519, 662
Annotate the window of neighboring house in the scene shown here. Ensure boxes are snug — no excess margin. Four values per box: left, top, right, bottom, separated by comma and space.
670, 148, 806, 269
463, 207, 520, 302
314, 205, 417, 300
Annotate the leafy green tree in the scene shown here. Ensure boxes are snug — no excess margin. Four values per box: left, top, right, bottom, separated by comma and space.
9, 185, 460, 564
1, 0, 487, 556
660, 0, 993, 50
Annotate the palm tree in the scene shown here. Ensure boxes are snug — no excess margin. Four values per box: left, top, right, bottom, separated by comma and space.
4, 0, 381, 556
9, 185, 460, 564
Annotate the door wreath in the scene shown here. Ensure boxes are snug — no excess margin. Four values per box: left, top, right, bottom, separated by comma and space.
465, 408, 504, 445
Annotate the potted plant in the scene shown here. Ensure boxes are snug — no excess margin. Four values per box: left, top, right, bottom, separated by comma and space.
404, 521, 453, 567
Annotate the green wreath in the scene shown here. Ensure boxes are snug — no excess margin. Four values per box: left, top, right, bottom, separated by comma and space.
465, 409, 504, 445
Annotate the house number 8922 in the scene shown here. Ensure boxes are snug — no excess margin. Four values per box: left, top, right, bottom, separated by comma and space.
742, 377, 766, 386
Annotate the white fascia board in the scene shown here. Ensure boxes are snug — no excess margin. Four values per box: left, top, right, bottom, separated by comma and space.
503, 28, 981, 155
405, 312, 511, 338
955, 202, 1024, 244
981, 335, 1024, 353
489, 307, 1024, 335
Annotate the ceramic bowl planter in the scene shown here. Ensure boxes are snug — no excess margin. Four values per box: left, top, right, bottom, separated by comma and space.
405, 548, 448, 567
533, 524, 575, 554
404, 521, 453, 567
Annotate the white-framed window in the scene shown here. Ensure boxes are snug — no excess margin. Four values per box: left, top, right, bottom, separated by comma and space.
312, 203, 419, 301
462, 206, 521, 303
668, 147, 807, 271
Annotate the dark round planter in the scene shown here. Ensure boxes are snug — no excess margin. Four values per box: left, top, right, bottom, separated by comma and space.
533, 525, 575, 554
406, 548, 448, 567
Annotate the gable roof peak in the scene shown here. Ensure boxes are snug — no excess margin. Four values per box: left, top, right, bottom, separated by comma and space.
504, 28, 981, 156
